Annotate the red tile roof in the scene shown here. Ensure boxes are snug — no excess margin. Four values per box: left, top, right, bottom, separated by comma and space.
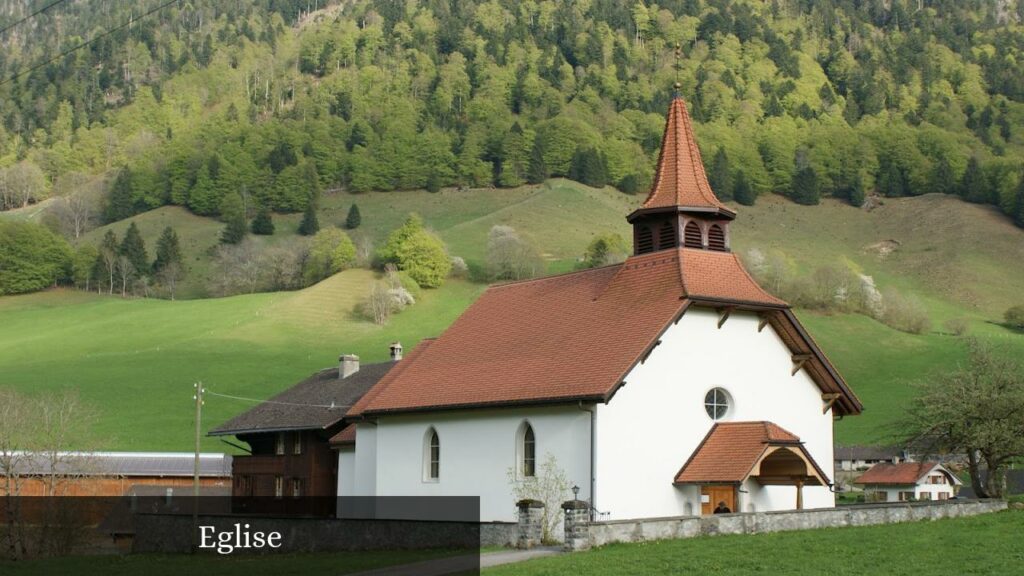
854, 462, 949, 485
347, 248, 858, 417
329, 424, 356, 446
674, 422, 827, 485
641, 97, 734, 217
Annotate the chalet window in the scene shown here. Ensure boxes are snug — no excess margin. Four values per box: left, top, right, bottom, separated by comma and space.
275, 433, 285, 455
919, 492, 932, 501
424, 428, 440, 481
938, 493, 950, 500
704, 388, 731, 421
899, 491, 914, 502
292, 478, 302, 498
293, 433, 303, 455
683, 221, 703, 249
520, 423, 536, 478
274, 476, 284, 499
707, 224, 727, 251
658, 221, 677, 250
636, 226, 654, 254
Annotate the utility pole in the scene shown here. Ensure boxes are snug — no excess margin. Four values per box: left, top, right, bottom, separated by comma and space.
192, 381, 204, 551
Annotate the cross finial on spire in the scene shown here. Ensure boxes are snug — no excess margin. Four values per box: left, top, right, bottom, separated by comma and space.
673, 44, 683, 98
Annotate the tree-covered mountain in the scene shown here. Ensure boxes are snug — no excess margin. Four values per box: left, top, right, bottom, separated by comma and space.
2, 0, 1024, 228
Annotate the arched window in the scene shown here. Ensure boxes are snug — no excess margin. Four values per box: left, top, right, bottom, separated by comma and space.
708, 224, 727, 251
683, 221, 703, 249
658, 221, 677, 250
636, 226, 654, 254
424, 428, 440, 481
519, 423, 536, 477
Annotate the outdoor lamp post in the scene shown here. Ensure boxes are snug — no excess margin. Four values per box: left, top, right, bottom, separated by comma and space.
572, 484, 580, 500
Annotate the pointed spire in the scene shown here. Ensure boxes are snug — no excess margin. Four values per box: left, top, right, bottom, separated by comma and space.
639, 95, 735, 218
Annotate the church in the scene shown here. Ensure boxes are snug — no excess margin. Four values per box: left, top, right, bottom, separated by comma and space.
331, 90, 862, 523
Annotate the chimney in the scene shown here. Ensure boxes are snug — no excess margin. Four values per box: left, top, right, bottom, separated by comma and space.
339, 354, 360, 379
389, 342, 403, 361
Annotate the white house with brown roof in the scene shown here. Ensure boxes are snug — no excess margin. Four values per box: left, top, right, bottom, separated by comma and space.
855, 462, 962, 502
332, 91, 862, 524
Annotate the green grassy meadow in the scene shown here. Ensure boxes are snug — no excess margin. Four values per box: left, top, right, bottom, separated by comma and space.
2, 183, 1023, 450
0, 272, 482, 451
484, 509, 1024, 575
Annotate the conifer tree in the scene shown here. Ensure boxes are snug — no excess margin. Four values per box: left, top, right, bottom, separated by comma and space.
929, 155, 955, 195
104, 169, 136, 223
119, 222, 149, 274
298, 203, 320, 236
1013, 174, 1024, 228
791, 166, 820, 205
733, 171, 756, 206
527, 139, 549, 184
152, 227, 183, 273
251, 208, 275, 235
960, 157, 987, 203
709, 147, 733, 200
880, 161, 906, 198
345, 204, 362, 230
848, 176, 866, 207
219, 192, 248, 244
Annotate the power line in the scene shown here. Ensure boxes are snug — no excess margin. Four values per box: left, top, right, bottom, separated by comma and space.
205, 389, 351, 410
0, 0, 179, 87
0, 0, 71, 38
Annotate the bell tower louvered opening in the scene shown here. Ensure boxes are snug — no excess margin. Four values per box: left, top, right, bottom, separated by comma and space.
708, 224, 728, 251
658, 221, 677, 250
636, 226, 654, 254
683, 221, 703, 249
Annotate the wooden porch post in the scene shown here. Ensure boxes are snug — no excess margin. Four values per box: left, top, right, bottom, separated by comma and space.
796, 479, 804, 510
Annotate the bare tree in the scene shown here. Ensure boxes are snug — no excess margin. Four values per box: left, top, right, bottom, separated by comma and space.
210, 240, 266, 296
365, 281, 394, 325
486, 225, 543, 281
0, 389, 32, 560
100, 247, 117, 295
115, 255, 136, 297
0, 161, 48, 210
155, 261, 185, 300
0, 389, 100, 559
47, 194, 96, 240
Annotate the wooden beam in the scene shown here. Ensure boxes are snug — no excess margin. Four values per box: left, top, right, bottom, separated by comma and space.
757, 313, 770, 333
791, 353, 812, 376
717, 307, 734, 329
821, 393, 842, 414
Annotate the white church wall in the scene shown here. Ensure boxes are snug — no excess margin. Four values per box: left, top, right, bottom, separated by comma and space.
594, 307, 835, 521
358, 406, 592, 522
351, 423, 378, 496
337, 445, 356, 497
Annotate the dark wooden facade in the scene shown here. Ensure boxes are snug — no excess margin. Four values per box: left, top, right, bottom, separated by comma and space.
231, 429, 339, 516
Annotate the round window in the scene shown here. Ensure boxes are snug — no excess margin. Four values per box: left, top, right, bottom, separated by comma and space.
704, 388, 731, 420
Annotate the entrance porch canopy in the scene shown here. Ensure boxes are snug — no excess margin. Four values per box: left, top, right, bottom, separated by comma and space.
674, 421, 830, 487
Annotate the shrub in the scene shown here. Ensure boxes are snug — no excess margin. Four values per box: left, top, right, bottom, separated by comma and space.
0, 221, 72, 295
879, 288, 933, 334
1005, 306, 1024, 329
582, 233, 629, 268
943, 317, 970, 336
449, 256, 469, 279
380, 214, 451, 288
486, 225, 544, 281
251, 209, 275, 235
303, 227, 356, 284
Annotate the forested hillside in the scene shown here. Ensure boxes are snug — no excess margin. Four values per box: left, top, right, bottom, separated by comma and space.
2, 0, 1024, 229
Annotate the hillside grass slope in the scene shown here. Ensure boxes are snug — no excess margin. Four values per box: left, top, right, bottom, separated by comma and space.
1, 183, 1022, 450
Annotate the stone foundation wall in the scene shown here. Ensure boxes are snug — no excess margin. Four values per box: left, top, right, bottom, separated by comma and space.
564, 499, 1007, 551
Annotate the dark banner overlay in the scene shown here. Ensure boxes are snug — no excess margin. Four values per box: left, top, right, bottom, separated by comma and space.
0, 496, 482, 575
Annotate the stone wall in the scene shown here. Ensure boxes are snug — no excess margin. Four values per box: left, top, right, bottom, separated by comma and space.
563, 499, 1008, 551
132, 513, 504, 553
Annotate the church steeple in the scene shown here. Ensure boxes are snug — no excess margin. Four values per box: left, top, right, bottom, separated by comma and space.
627, 90, 735, 255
